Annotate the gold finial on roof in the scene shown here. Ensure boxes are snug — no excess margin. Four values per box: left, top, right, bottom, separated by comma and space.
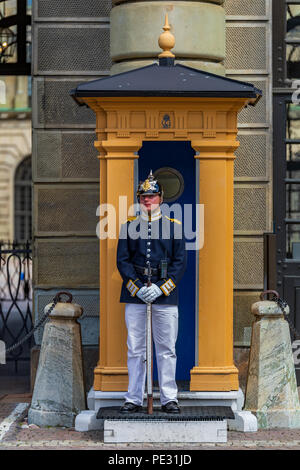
158, 13, 175, 58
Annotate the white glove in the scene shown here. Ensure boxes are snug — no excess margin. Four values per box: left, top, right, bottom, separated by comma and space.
136, 286, 148, 303
143, 284, 163, 303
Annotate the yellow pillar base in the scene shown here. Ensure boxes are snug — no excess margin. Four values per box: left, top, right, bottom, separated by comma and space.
93, 367, 129, 392
190, 366, 239, 392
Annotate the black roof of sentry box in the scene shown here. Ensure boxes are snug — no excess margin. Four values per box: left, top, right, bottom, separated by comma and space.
70, 59, 262, 105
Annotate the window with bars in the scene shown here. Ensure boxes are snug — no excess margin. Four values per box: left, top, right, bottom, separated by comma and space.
14, 156, 32, 242
273, 1, 300, 259
286, 4, 300, 258
287, 3, 300, 80
286, 103, 300, 258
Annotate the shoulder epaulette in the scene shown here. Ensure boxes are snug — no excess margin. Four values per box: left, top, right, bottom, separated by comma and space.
164, 215, 182, 225
127, 216, 138, 222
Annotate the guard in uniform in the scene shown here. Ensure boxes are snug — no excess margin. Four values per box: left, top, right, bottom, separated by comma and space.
117, 170, 187, 413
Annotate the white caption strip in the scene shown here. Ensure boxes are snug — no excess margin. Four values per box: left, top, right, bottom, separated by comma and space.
0, 403, 28, 441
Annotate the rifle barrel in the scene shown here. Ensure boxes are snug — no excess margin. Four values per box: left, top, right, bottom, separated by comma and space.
146, 260, 153, 415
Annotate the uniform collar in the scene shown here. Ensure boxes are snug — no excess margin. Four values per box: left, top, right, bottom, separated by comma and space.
140, 207, 162, 222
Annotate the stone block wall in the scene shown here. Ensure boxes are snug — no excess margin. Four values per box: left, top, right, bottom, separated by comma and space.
224, 0, 272, 346
31, 0, 113, 349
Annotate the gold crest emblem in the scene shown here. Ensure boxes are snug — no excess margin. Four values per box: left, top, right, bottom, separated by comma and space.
142, 179, 151, 191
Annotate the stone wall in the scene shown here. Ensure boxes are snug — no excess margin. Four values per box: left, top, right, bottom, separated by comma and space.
224, 0, 272, 346
31, 0, 113, 350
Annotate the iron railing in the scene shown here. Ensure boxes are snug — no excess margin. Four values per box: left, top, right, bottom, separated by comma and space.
0, 241, 32, 372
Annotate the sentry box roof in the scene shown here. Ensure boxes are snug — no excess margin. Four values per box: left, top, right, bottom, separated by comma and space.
70, 58, 262, 105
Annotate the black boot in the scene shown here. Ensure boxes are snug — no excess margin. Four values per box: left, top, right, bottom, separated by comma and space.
161, 401, 180, 414
120, 402, 142, 413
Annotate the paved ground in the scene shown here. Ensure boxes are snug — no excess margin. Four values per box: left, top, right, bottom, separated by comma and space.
1, 394, 300, 451
1, 378, 300, 451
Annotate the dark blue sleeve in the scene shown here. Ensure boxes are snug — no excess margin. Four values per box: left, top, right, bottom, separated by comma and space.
157, 229, 187, 296
168, 235, 187, 285
117, 223, 144, 296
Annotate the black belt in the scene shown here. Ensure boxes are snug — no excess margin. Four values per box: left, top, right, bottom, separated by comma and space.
134, 265, 159, 276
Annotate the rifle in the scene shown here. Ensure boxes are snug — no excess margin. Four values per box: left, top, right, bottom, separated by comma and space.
146, 260, 153, 415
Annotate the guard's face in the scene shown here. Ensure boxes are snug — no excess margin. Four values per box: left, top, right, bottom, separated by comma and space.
139, 194, 162, 213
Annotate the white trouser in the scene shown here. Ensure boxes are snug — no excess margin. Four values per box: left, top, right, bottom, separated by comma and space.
124, 303, 179, 406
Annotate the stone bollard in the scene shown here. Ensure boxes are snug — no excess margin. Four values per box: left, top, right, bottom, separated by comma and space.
28, 294, 86, 427
244, 291, 300, 428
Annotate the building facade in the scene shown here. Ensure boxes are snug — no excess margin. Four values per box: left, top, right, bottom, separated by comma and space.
0, 0, 31, 241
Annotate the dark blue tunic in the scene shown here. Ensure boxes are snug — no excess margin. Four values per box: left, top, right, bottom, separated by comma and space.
116, 213, 187, 305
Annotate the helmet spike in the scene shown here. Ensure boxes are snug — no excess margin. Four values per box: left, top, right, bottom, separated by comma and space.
136, 170, 164, 199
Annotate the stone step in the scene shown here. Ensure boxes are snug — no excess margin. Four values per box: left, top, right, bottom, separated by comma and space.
103, 419, 227, 443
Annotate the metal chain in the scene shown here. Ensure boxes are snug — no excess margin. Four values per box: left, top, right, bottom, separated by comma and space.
4, 291, 76, 354
5, 297, 58, 354
271, 294, 300, 341
260, 290, 300, 340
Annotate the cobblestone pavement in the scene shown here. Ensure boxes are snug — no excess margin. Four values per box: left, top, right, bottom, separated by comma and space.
1, 398, 300, 450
